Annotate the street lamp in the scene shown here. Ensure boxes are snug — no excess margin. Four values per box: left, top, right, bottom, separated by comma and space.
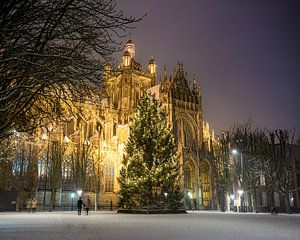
71, 193, 75, 211
238, 189, 244, 212
232, 149, 244, 212
164, 192, 168, 209
77, 189, 82, 197
231, 149, 238, 155
232, 149, 243, 176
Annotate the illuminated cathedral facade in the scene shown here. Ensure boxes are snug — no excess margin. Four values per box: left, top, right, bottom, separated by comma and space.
3, 40, 299, 213
90, 39, 215, 209
27, 40, 215, 210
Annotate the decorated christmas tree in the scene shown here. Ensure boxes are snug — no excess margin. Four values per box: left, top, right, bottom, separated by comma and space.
118, 94, 183, 209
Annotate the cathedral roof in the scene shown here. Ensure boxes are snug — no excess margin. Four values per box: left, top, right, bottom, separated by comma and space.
172, 63, 193, 98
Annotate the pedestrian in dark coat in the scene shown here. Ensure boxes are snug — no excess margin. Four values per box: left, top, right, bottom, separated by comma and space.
85, 197, 91, 215
77, 197, 85, 215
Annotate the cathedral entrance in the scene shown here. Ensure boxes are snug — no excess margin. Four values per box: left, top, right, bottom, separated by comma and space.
184, 160, 198, 210
199, 160, 212, 209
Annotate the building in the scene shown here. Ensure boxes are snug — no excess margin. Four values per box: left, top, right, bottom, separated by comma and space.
254, 144, 300, 212
57, 39, 215, 209
2, 40, 298, 212
90, 39, 215, 209
0, 40, 215, 211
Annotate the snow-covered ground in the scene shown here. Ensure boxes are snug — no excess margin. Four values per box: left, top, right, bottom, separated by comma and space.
0, 211, 299, 240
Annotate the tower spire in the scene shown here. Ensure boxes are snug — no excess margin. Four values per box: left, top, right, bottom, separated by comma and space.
193, 75, 197, 91
163, 65, 167, 82
125, 39, 135, 59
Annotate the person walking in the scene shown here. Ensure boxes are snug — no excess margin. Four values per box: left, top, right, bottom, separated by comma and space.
77, 197, 85, 215
85, 197, 91, 215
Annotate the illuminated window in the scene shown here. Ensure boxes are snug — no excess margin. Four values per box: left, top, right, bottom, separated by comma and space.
184, 164, 191, 189
105, 166, 114, 192
62, 157, 72, 180
183, 121, 193, 148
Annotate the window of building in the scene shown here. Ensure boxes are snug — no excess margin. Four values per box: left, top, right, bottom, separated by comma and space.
62, 157, 72, 180
105, 166, 114, 192
184, 165, 191, 189
261, 191, 267, 206
183, 121, 193, 148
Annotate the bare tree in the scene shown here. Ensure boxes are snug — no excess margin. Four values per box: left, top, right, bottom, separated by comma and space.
262, 129, 295, 213
0, 137, 14, 190
229, 122, 296, 213
71, 138, 91, 193
48, 140, 64, 211
0, 0, 143, 141
89, 129, 105, 211
230, 123, 267, 212
210, 131, 233, 212
7, 133, 41, 211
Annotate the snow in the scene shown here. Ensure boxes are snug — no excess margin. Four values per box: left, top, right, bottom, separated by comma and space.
0, 211, 299, 240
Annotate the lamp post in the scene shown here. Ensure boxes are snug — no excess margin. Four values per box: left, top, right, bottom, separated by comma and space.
71, 193, 75, 211
164, 192, 168, 209
164, 192, 168, 199
237, 189, 244, 212
232, 149, 244, 212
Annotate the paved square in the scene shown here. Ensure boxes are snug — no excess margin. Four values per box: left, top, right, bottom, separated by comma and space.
0, 211, 300, 240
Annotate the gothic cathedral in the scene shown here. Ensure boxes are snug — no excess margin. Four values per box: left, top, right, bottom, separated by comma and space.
97, 40, 214, 209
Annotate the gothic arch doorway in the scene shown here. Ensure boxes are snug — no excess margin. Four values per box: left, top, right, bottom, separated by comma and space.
184, 159, 197, 210
199, 160, 212, 209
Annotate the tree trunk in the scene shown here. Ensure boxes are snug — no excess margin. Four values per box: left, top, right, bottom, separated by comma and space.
220, 192, 226, 212
43, 186, 47, 210
16, 192, 21, 212
94, 190, 98, 211
253, 189, 258, 212
49, 190, 57, 211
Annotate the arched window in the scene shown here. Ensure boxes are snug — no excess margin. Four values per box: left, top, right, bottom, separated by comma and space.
183, 120, 194, 148
105, 166, 114, 192
184, 164, 192, 189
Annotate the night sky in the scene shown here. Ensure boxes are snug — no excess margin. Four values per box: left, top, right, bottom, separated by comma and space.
115, 0, 300, 136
